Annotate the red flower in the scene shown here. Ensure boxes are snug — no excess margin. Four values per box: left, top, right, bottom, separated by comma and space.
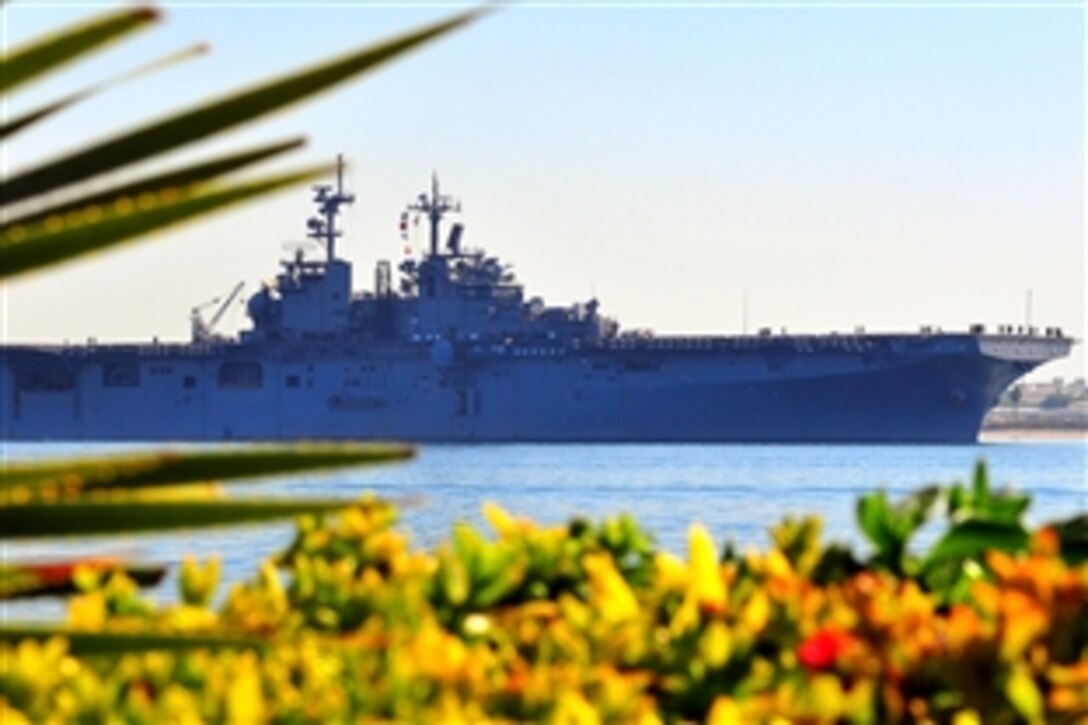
797, 628, 851, 671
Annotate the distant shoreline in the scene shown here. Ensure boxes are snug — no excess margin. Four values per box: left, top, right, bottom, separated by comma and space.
979, 428, 1087, 442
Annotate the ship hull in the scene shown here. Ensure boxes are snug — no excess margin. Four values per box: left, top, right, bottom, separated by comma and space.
0, 334, 1069, 444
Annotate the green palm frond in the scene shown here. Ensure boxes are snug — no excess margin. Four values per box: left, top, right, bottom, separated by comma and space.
3, 138, 305, 229
2, 442, 413, 493
1, 7, 486, 208
1, 43, 207, 140
1, 6, 160, 94
1, 166, 334, 278
3, 499, 361, 539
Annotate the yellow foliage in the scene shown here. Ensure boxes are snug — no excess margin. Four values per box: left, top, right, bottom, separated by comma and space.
226, 652, 265, 723
707, 696, 744, 725
552, 689, 601, 725
483, 501, 520, 536
1005, 666, 1044, 725
699, 620, 733, 668
3, 495, 1085, 723
688, 524, 727, 611
583, 553, 640, 625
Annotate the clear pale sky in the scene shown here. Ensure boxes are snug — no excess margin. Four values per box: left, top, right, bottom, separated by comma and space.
3, 1, 1084, 381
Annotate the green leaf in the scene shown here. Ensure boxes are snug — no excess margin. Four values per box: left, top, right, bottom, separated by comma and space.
895, 485, 940, 533
472, 567, 519, 609
0, 626, 265, 654
972, 460, 989, 501
810, 544, 863, 586
923, 520, 1030, 570
858, 487, 939, 574
1, 7, 486, 206
1049, 513, 1088, 565
1, 43, 208, 140
976, 495, 1031, 525
0, 7, 160, 95
857, 491, 896, 556
1, 98, 81, 140
3, 138, 305, 230
0, 166, 328, 279
1, 498, 359, 539
947, 461, 1031, 525
1, 442, 412, 494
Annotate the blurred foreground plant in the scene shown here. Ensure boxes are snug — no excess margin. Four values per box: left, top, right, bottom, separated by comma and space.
2, 463, 1084, 723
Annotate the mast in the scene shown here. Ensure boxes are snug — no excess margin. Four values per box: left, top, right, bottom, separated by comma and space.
405, 171, 460, 257
306, 154, 355, 261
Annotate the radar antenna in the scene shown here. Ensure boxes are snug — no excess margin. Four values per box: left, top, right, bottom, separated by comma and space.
404, 171, 460, 257
306, 154, 355, 260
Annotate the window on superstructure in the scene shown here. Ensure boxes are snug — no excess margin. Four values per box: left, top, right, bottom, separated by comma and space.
183, 375, 197, 389
217, 361, 264, 389
286, 375, 300, 388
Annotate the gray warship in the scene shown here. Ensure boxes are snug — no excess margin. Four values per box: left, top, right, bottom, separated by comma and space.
0, 160, 1074, 442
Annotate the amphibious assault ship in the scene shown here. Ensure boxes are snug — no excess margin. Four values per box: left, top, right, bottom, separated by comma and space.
0, 161, 1073, 443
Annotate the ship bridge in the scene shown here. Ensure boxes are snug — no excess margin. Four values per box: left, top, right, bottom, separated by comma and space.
243, 166, 611, 346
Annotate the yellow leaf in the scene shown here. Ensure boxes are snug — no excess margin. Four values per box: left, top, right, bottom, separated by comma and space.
0, 700, 30, 725
707, 696, 743, 725
227, 652, 265, 722
552, 689, 601, 725
653, 552, 688, 591
740, 590, 771, 634
1006, 667, 1044, 724
688, 524, 726, 610
952, 710, 982, 725
698, 621, 733, 668
839, 679, 876, 722
765, 549, 793, 579
584, 553, 639, 625
67, 591, 106, 630
809, 674, 845, 720
669, 596, 699, 639
483, 501, 518, 536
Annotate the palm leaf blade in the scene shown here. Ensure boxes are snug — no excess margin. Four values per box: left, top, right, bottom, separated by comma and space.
1, 442, 412, 492
1, 8, 484, 206
2, 498, 357, 539
3, 138, 306, 230
1, 560, 166, 600
1, 43, 208, 141
0, 166, 329, 279
1, 7, 159, 94
0, 626, 265, 653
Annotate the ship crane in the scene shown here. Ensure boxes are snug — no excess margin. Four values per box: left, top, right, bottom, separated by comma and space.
190, 281, 244, 343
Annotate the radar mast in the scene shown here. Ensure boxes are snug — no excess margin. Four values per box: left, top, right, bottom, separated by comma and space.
306, 154, 355, 261
405, 172, 460, 257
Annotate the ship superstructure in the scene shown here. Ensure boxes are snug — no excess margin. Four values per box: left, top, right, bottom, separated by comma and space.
0, 160, 1073, 442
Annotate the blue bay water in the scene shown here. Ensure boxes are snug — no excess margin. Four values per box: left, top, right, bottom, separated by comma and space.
3, 440, 1085, 620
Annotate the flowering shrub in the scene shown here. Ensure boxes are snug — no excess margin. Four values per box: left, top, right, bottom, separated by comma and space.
2, 467, 1086, 723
